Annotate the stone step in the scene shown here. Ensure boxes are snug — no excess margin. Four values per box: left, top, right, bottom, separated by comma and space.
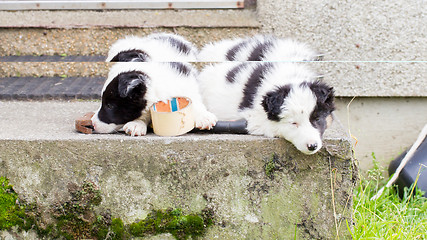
0, 100, 355, 239
0, 77, 103, 100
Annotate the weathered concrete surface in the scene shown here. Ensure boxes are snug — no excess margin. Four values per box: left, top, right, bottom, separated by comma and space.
0, 101, 355, 239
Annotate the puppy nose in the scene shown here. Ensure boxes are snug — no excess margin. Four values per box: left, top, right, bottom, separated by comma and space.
307, 143, 318, 151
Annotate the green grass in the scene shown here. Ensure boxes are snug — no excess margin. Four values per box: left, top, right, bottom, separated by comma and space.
352, 159, 427, 239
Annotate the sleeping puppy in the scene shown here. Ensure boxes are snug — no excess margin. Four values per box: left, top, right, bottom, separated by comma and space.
91, 62, 217, 136
198, 62, 335, 154
106, 33, 198, 62
197, 35, 322, 62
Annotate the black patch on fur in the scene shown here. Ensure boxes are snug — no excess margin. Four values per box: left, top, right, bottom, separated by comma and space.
98, 71, 148, 125
110, 50, 149, 62
225, 63, 249, 83
239, 63, 274, 110
305, 81, 335, 136
169, 62, 192, 76
226, 39, 251, 61
262, 85, 292, 121
152, 35, 192, 54
247, 40, 274, 61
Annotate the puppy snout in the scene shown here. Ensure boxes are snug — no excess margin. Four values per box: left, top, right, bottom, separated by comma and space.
91, 114, 100, 132
307, 143, 318, 152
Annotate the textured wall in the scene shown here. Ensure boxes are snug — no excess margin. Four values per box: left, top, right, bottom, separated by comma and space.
256, 0, 427, 97
257, 0, 426, 61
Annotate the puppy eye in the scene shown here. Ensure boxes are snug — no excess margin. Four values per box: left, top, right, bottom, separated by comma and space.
292, 122, 299, 127
106, 103, 115, 109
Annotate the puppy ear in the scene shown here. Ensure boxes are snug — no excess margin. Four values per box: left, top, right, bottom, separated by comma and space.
111, 50, 148, 62
310, 81, 335, 108
117, 72, 147, 98
262, 85, 291, 121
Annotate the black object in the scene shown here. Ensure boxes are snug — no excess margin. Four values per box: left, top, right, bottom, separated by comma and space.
192, 119, 248, 134
211, 119, 248, 134
388, 136, 427, 198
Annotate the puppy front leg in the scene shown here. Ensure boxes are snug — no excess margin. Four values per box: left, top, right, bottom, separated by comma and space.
123, 110, 151, 136
192, 101, 218, 130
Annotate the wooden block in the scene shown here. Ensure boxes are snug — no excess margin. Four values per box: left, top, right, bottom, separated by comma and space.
75, 112, 95, 134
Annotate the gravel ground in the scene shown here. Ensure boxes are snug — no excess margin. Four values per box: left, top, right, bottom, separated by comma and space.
0, 28, 258, 56
0, 62, 110, 77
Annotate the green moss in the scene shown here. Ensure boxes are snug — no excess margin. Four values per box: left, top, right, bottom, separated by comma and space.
264, 153, 281, 179
1, 177, 214, 240
48, 181, 104, 239
129, 208, 213, 240
0, 179, 106, 239
111, 218, 126, 239
0, 177, 26, 230
265, 160, 275, 179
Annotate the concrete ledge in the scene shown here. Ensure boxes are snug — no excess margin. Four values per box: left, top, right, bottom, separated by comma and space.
0, 101, 355, 239
0, 9, 260, 28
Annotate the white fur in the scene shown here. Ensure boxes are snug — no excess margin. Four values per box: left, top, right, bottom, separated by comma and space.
198, 62, 323, 154
92, 62, 217, 136
197, 38, 243, 62
197, 35, 319, 62
106, 33, 198, 62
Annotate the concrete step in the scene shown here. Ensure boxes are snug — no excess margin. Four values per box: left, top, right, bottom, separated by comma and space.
0, 100, 355, 239
0, 77, 103, 100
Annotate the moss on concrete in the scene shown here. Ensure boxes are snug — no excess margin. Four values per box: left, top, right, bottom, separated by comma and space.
264, 153, 281, 179
129, 208, 214, 239
0, 177, 26, 230
0, 177, 214, 240
0, 119, 354, 239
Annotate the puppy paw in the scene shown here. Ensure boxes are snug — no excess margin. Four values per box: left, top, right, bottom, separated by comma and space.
195, 111, 218, 130
123, 121, 147, 136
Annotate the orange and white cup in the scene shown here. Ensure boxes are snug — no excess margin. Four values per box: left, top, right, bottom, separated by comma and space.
150, 97, 194, 136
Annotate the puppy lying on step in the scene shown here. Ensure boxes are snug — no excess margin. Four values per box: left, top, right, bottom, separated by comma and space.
92, 62, 217, 136
198, 62, 334, 154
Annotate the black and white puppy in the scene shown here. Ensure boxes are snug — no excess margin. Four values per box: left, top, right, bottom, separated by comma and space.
106, 33, 198, 62
91, 62, 217, 136
197, 35, 322, 62
198, 62, 334, 154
